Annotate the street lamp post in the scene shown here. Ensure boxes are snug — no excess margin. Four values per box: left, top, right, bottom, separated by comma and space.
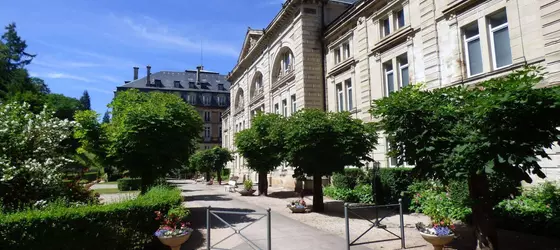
371, 160, 386, 228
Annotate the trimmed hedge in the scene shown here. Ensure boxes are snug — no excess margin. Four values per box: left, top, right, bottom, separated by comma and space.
332, 168, 366, 189
0, 186, 182, 250
118, 178, 142, 191
371, 167, 414, 205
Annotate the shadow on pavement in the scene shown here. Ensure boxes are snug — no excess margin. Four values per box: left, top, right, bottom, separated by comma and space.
267, 190, 301, 199
184, 194, 232, 202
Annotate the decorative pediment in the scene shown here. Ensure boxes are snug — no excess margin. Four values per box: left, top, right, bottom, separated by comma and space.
237, 28, 264, 63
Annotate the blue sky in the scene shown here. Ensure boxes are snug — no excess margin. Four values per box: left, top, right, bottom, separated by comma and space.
0, 0, 286, 115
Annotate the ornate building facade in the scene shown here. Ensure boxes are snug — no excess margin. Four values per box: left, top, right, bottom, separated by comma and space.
224, 0, 560, 187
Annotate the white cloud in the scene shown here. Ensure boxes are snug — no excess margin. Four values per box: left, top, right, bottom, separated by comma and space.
31, 71, 93, 83
115, 15, 239, 58
32, 58, 103, 69
97, 75, 121, 84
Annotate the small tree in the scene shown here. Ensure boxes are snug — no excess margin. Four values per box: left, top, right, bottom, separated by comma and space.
235, 113, 286, 195
79, 90, 91, 110
284, 109, 377, 211
371, 66, 560, 249
189, 150, 214, 181
102, 110, 111, 124
106, 90, 202, 193
211, 147, 233, 185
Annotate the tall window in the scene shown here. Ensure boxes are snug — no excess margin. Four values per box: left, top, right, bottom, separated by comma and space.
396, 9, 405, 29
282, 99, 288, 117
256, 74, 263, 94
282, 51, 293, 73
204, 111, 211, 122
489, 10, 512, 69
345, 79, 353, 110
382, 18, 391, 37
384, 62, 395, 95
398, 54, 409, 87
217, 96, 226, 106
334, 48, 341, 64
274, 103, 279, 114
202, 95, 211, 105
387, 141, 398, 167
204, 125, 211, 139
342, 43, 350, 60
187, 94, 196, 105
336, 83, 344, 111
463, 22, 483, 76
291, 94, 296, 113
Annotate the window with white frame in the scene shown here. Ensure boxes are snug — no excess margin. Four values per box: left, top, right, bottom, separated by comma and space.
342, 43, 350, 60
387, 140, 398, 167
336, 83, 344, 112
274, 103, 279, 114
187, 94, 196, 105
204, 111, 211, 122
204, 125, 211, 139
488, 10, 512, 69
463, 22, 483, 76
291, 94, 296, 113
384, 62, 395, 95
396, 9, 405, 29
217, 95, 226, 106
256, 74, 263, 94
202, 95, 211, 105
345, 79, 353, 110
382, 18, 391, 37
282, 99, 288, 117
334, 48, 341, 64
281, 50, 293, 73
398, 54, 409, 87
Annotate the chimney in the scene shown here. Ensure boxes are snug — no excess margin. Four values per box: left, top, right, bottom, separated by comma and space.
196, 65, 203, 84
146, 65, 151, 86
133, 67, 139, 80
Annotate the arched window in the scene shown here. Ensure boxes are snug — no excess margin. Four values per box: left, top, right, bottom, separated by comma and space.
250, 72, 263, 99
272, 47, 294, 81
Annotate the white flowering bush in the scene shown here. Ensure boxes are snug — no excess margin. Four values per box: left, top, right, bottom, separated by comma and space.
0, 102, 76, 209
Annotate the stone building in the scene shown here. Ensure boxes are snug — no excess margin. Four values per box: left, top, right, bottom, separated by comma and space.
224, 0, 560, 187
118, 65, 230, 150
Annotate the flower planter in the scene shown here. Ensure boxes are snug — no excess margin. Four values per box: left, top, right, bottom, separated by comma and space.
158, 233, 191, 250
419, 232, 454, 250
288, 206, 307, 213
238, 189, 256, 196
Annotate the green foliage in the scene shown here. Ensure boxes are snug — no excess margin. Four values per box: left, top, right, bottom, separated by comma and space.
331, 168, 365, 189
210, 147, 233, 183
45, 93, 83, 120
82, 172, 98, 182
243, 179, 253, 191
323, 184, 373, 204
408, 181, 472, 222
0, 186, 182, 250
79, 90, 91, 110
118, 178, 142, 191
368, 167, 414, 205
106, 89, 202, 193
494, 182, 560, 238
102, 110, 111, 123
284, 109, 378, 211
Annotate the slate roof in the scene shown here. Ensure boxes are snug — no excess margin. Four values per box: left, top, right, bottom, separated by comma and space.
330, 0, 359, 4
119, 69, 230, 93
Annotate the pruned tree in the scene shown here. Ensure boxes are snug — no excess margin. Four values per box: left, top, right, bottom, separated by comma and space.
235, 113, 286, 195
210, 147, 233, 185
284, 109, 378, 211
371, 66, 560, 250
106, 90, 202, 193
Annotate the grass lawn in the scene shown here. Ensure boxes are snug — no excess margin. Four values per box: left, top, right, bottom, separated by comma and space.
93, 188, 139, 195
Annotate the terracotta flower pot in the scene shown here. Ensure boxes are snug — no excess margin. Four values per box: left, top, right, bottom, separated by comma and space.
288, 206, 306, 213
158, 233, 191, 250
238, 189, 256, 196
419, 232, 454, 250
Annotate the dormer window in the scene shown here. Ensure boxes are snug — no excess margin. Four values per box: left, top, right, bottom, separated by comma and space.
218, 84, 225, 91
174, 81, 182, 88
189, 82, 196, 89
154, 79, 162, 87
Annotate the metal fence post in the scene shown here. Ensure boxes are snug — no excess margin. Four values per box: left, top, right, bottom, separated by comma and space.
399, 199, 405, 249
207, 206, 211, 250
344, 203, 350, 250
267, 208, 272, 250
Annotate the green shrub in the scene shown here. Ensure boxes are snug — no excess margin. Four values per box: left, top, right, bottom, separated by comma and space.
243, 179, 253, 191
408, 180, 471, 222
82, 172, 98, 182
362, 167, 414, 205
0, 186, 182, 250
118, 178, 142, 191
323, 184, 373, 204
332, 168, 365, 189
494, 182, 560, 238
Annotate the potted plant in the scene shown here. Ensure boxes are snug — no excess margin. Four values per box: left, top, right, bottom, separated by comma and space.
154, 207, 194, 250
416, 218, 455, 250
238, 179, 255, 196
286, 198, 307, 213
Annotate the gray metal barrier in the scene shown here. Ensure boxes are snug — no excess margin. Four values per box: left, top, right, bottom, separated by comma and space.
344, 198, 405, 249
206, 206, 271, 250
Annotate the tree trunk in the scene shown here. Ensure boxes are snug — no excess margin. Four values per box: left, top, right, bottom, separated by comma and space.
206, 172, 211, 182
140, 173, 153, 194
468, 174, 499, 250
312, 173, 324, 212
258, 171, 268, 196
217, 169, 222, 185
